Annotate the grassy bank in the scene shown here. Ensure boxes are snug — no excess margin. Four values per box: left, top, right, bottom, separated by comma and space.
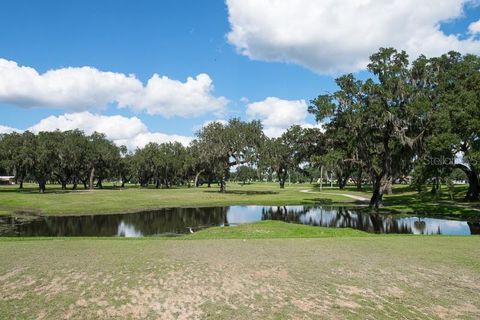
0, 182, 479, 218
185, 220, 367, 239
1, 230, 479, 319
0, 182, 367, 216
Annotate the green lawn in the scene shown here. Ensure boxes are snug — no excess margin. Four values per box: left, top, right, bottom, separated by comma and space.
1, 229, 479, 319
1, 182, 479, 218
0, 182, 365, 216
185, 220, 367, 239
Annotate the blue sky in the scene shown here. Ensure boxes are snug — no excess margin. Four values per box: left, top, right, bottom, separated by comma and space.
1, 0, 479, 148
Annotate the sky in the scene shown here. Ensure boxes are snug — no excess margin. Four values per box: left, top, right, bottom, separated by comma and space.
1, 0, 480, 150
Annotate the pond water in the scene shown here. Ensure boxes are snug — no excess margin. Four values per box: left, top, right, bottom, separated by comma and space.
0, 205, 478, 237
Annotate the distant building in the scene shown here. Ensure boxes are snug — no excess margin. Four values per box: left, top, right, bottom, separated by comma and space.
0, 176, 15, 185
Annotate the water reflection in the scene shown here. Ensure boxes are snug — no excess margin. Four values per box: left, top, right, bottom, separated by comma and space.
0, 205, 478, 237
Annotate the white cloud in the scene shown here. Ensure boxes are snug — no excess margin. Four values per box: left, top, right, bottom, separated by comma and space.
0, 59, 141, 111
26, 112, 192, 150
0, 125, 21, 134
119, 73, 228, 117
246, 97, 319, 137
469, 19, 480, 35
114, 132, 192, 150
240, 96, 250, 104
226, 0, 480, 74
192, 119, 229, 134
28, 112, 147, 141
0, 58, 227, 117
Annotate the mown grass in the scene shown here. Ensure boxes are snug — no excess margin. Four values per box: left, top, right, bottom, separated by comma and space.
382, 184, 480, 219
0, 182, 359, 216
184, 220, 367, 239
1, 233, 479, 319
0, 182, 479, 218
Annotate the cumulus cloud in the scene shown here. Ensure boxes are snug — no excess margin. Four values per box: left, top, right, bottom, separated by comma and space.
0, 58, 227, 117
119, 73, 228, 117
0, 125, 21, 134
25, 112, 192, 150
226, 0, 480, 74
469, 19, 480, 35
29, 112, 148, 141
114, 132, 192, 150
246, 97, 320, 137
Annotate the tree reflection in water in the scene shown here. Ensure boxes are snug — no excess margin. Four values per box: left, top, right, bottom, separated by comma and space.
0, 206, 477, 236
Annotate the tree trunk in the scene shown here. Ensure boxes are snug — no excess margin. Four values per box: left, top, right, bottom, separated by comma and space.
89, 166, 95, 190
19, 180, 23, 189
356, 168, 363, 190
431, 175, 441, 199
38, 180, 46, 193
96, 179, 103, 189
320, 165, 324, 191
369, 183, 382, 209
220, 163, 229, 193
194, 169, 205, 188
468, 222, 480, 235
219, 178, 226, 193
278, 169, 287, 189
369, 173, 392, 209
465, 170, 480, 201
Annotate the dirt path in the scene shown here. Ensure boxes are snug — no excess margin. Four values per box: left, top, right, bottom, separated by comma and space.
300, 189, 369, 202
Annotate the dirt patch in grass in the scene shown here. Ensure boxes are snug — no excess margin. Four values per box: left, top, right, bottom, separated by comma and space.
0, 237, 479, 319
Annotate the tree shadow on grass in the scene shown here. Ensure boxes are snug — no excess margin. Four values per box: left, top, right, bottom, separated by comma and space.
202, 190, 279, 195
302, 198, 334, 205
0, 187, 82, 194
383, 193, 480, 219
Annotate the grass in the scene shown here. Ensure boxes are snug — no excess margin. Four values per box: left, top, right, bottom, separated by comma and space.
0, 182, 479, 219
1, 231, 479, 319
0, 182, 362, 216
184, 220, 367, 239
382, 184, 480, 219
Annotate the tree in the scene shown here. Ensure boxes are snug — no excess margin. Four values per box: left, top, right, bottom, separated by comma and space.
31, 132, 59, 193
434, 52, 480, 201
0, 132, 33, 188
235, 165, 257, 185
85, 133, 121, 190
157, 142, 187, 188
118, 146, 135, 188
258, 136, 293, 188
132, 142, 159, 187
310, 48, 430, 208
196, 119, 264, 192
49, 130, 90, 190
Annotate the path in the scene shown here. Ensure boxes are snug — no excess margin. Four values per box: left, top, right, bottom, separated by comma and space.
300, 189, 369, 202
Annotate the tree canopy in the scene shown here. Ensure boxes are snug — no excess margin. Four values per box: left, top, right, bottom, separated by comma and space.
0, 48, 479, 206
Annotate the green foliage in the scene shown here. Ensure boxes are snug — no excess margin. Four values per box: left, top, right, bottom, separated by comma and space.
196, 119, 264, 192
234, 165, 257, 185
309, 47, 480, 207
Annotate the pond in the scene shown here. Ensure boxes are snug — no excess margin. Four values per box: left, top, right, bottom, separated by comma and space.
0, 205, 478, 237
